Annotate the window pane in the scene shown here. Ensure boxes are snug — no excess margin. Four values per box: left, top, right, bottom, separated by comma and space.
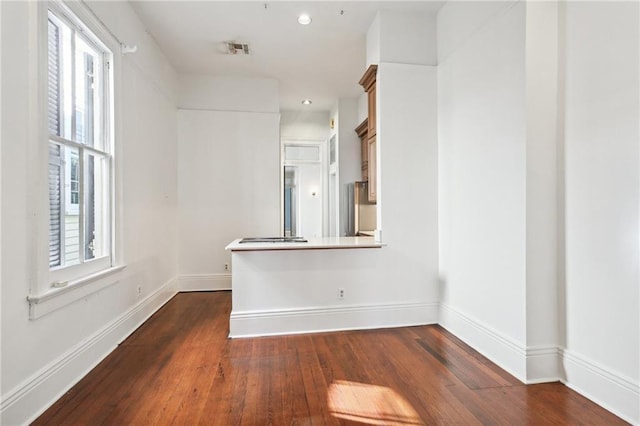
48, 143, 62, 267
48, 17, 61, 136
63, 146, 81, 266
69, 151, 79, 207
64, 148, 79, 214
75, 35, 103, 149
60, 19, 73, 141
49, 142, 81, 267
84, 153, 109, 260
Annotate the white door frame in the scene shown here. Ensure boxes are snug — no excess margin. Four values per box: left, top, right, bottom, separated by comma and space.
280, 138, 328, 237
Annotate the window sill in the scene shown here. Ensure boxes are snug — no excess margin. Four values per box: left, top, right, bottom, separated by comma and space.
27, 265, 126, 319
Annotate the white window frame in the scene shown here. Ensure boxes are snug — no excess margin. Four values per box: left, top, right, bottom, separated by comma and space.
28, 0, 124, 319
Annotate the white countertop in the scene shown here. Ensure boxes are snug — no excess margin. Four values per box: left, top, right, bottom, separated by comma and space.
225, 236, 383, 251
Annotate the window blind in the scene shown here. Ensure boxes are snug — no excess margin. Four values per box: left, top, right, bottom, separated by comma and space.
48, 144, 62, 267
47, 18, 60, 136
48, 18, 62, 267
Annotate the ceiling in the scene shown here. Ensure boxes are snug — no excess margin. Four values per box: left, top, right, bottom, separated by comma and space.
130, 1, 445, 112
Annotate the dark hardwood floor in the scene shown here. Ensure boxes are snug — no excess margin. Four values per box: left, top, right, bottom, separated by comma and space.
34, 292, 627, 425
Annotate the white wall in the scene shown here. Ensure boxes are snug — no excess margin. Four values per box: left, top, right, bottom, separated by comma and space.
177, 76, 280, 288
437, 1, 528, 378
524, 0, 559, 379
561, 2, 639, 422
378, 10, 437, 66
437, 1, 514, 62
366, 9, 440, 318
438, 1, 639, 421
280, 111, 328, 141
329, 98, 361, 236
178, 110, 280, 276
178, 74, 278, 113
337, 98, 361, 189
366, 10, 437, 67
1, 1, 179, 424
357, 92, 368, 124
365, 12, 381, 67
375, 62, 440, 304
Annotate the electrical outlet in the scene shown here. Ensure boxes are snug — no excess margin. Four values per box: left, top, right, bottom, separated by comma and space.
224, 263, 230, 272
136, 285, 142, 297
338, 288, 345, 300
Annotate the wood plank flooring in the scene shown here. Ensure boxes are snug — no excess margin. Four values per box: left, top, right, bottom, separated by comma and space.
33, 292, 627, 425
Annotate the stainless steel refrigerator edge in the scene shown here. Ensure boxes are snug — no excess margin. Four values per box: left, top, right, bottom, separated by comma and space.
343, 182, 376, 236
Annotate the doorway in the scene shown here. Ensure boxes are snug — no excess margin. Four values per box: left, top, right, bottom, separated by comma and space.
281, 142, 325, 238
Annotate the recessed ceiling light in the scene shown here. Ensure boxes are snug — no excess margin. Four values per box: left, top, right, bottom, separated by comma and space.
301, 99, 312, 105
297, 14, 312, 25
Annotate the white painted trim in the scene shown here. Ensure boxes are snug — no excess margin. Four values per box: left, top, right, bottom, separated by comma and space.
560, 348, 639, 425
1, 278, 178, 426
525, 345, 560, 384
28, 265, 126, 319
438, 303, 639, 422
439, 305, 562, 384
439, 302, 527, 382
177, 273, 231, 292
229, 301, 439, 338
439, 306, 560, 384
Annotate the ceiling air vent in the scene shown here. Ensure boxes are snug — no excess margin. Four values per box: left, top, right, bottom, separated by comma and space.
227, 42, 250, 55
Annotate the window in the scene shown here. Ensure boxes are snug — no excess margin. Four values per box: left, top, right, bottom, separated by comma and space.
47, 4, 113, 277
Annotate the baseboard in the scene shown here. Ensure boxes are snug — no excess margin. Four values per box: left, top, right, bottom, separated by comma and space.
177, 273, 231, 292
560, 349, 639, 425
229, 301, 439, 338
439, 305, 561, 384
525, 345, 560, 384
438, 303, 639, 422
439, 303, 528, 382
5, 285, 636, 425
0, 278, 178, 426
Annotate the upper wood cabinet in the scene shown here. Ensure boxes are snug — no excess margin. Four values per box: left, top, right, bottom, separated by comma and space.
367, 135, 376, 202
359, 65, 377, 138
359, 65, 377, 203
355, 118, 369, 182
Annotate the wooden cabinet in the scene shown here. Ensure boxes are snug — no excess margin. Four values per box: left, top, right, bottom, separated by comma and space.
355, 118, 368, 182
367, 84, 376, 137
368, 135, 376, 201
359, 64, 377, 203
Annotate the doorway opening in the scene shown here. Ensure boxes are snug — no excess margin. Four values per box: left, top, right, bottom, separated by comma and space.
281, 141, 326, 238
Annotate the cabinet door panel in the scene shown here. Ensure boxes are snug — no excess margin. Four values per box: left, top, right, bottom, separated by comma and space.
361, 138, 368, 181
368, 85, 376, 137
368, 136, 376, 202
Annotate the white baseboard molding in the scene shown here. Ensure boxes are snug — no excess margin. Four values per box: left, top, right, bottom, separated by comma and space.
439, 303, 528, 382
525, 345, 560, 384
229, 301, 439, 338
560, 349, 639, 425
177, 273, 231, 292
1, 278, 178, 426
6, 285, 636, 425
439, 305, 560, 384
438, 303, 639, 423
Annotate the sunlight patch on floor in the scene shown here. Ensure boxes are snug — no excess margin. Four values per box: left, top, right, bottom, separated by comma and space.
327, 380, 424, 425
